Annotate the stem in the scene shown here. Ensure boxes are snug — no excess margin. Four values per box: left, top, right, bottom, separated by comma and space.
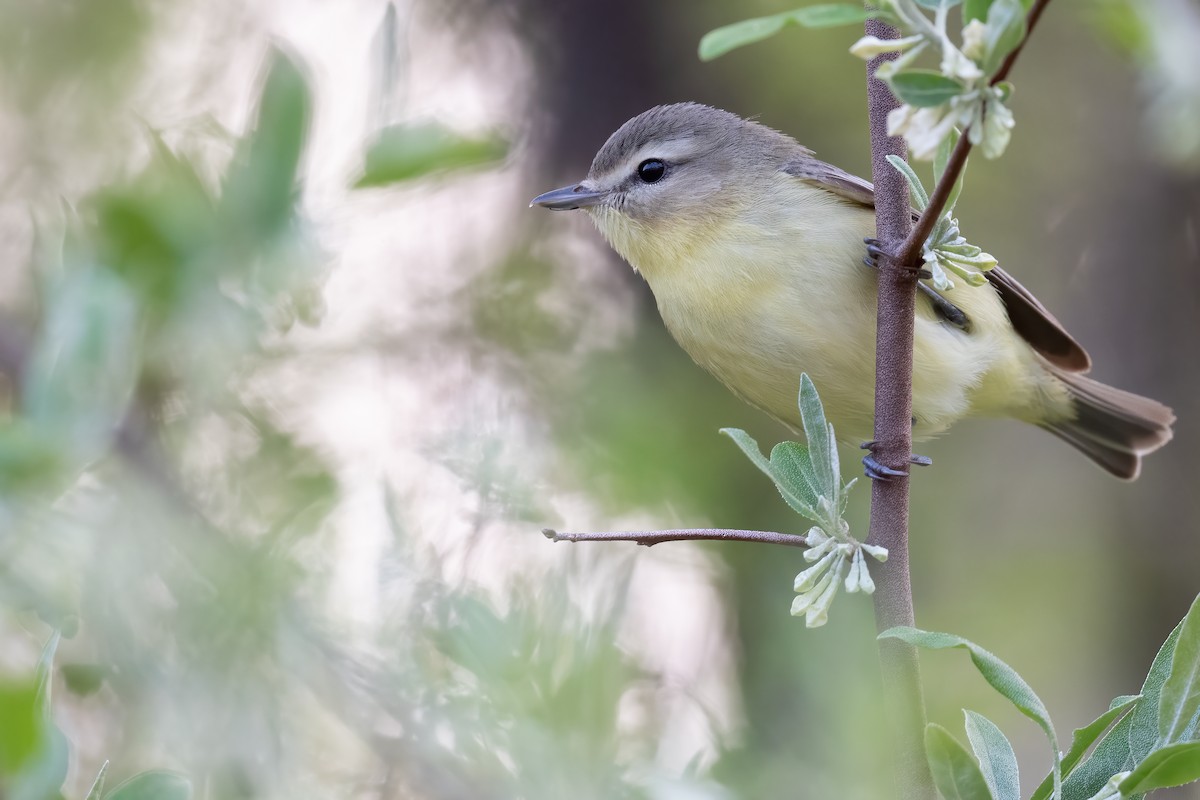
543, 528, 809, 549
864, 14, 934, 800
864, 3, 1051, 796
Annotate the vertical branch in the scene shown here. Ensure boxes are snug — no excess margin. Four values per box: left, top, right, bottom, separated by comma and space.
864, 16, 933, 800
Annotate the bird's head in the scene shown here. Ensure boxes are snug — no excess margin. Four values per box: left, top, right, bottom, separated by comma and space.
531, 103, 798, 269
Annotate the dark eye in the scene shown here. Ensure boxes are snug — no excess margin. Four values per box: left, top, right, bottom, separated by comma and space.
637, 159, 667, 184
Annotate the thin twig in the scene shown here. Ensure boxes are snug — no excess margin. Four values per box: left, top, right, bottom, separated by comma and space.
543, 528, 809, 549
896, 0, 1054, 268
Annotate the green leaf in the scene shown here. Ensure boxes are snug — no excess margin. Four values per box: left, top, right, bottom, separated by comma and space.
1129, 620, 1184, 763
887, 154, 930, 211
925, 723, 995, 800
767, 441, 823, 513
698, 4, 871, 61
888, 70, 966, 107
963, 0, 993, 23
880, 627, 1060, 793
355, 123, 507, 187
86, 761, 110, 800
1030, 695, 1140, 800
105, 770, 192, 800
1119, 741, 1200, 794
964, 711, 1020, 800
981, 0, 1027, 75
23, 266, 140, 467
34, 632, 59, 718
0, 680, 41, 775
1059, 708, 1137, 800
720, 428, 820, 518
220, 48, 312, 239
934, 128, 966, 213
797, 373, 836, 501
1159, 593, 1200, 745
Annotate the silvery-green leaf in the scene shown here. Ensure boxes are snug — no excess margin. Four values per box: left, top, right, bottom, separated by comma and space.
1059, 710, 1137, 800
934, 128, 967, 213
1158, 593, 1200, 745
23, 265, 140, 468
963, 0, 994, 23
699, 4, 873, 61
105, 770, 192, 800
964, 711, 1020, 800
925, 723, 996, 800
1129, 620, 1184, 763
355, 123, 507, 187
880, 627, 1061, 795
797, 373, 836, 499
981, 0, 1027, 75
85, 761, 110, 800
940, 257, 991, 286
1119, 742, 1200, 795
928, 259, 954, 291
721, 429, 820, 519
887, 154, 930, 210
1030, 696, 1140, 800
888, 70, 967, 108
940, 242, 982, 257
768, 440, 823, 515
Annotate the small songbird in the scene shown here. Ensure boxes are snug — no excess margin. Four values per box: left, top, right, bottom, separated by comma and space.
531, 103, 1174, 479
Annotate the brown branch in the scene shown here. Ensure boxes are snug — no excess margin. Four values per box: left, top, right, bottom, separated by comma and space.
543, 528, 809, 549
864, 14, 933, 799
864, 3, 1052, 797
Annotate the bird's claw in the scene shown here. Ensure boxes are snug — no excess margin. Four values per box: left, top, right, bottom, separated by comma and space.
862, 238, 932, 280
859, 441, 932, 481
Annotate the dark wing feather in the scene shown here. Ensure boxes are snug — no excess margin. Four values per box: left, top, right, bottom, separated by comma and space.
782, 155, 1092, 372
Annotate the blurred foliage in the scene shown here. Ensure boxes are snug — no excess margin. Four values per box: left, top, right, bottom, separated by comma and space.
1, 0, 1198, 799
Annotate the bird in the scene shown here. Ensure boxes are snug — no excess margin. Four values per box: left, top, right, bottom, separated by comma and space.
530, 103, 1174, 480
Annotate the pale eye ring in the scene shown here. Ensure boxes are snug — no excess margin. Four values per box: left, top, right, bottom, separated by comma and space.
637, 159, 667, 183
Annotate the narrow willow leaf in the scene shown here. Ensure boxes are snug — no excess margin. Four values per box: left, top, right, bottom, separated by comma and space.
886, 154, 930, 211
964, 711, 1020, 800
34, 632, 60, 719
1119, 741, 1200, 794
85, 761, 110, 800
934, 128, 966, 213
888, 70, 966, 107
221, 48, 311, 238
981, 0, 1027, 75
355, 123, 507, 187
1159, 593, 1200, 745
915, 0, 963, 6
963, 0, 994, 22
1129, 621, 1184, 763
1030, 696, 1141, 800
1059, 709, 1137, 800
926, 723, 996, 800
797, 373, 835, 500
698, 4, 872, 61
105, 770, 192, 800
880, 627, 1060, 793
768, 441, 822, 514
720, 429, 820, 518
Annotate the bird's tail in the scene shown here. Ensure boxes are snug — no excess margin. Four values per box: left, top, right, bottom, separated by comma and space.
1040, 368, 1175, 481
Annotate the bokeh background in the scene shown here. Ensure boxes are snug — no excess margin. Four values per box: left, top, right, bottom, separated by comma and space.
0, 0, 1198, 798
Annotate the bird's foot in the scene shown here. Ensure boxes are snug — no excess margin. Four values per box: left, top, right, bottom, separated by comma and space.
860, 441, 932, 481
862, 238, 933, 280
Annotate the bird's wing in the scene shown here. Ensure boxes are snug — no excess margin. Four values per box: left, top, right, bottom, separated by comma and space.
782, 156, 1092, 373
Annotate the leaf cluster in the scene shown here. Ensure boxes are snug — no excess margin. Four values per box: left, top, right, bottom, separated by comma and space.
881, 592, 1200, 799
